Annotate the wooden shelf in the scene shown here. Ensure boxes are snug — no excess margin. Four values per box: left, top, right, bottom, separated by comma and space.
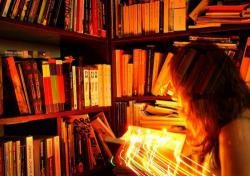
112, 31, 190, 46
0, 106, 111, 125
112, 24, 250, 46
0, 17, 107, 45
114, 96, 171, 102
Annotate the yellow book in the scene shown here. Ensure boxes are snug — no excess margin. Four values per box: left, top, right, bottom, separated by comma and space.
151, 52, 164, 92
152, 52, 174, 96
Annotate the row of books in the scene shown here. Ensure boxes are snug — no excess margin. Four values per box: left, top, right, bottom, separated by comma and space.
0, 56, 111, 116
0, 0, 107, 37
114, 35, 241, 98
60, 112, 116, 175
0, 112, 116, 176
114, 100, 185, 137
0, 135, 61, 176
0, 0, 64, 27
111, 0, 186, 38
65, 0, 107, 36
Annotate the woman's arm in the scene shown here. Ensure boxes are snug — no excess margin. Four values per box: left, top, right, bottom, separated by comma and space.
219, 118, 250, 176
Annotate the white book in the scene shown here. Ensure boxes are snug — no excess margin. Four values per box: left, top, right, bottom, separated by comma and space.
96, 64, 104, 106
26, 136, 34, 176
83, 67, 90, 107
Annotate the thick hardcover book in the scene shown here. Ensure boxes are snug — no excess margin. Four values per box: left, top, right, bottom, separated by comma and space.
26, 136, 34, 176
27, 0, 40, 23
40, 139, 46, 176
53, 136, 61, 176
3, 57, 29, 115
48, 59, 60, 112
30, 61, 43, 114
84, 0, 90, 33
145, 45, 155, 95
22, 61, 38, 114
49, 0, 63, 27
0, 57, 3, 115
17, 63, 32, 114
45, 138, 53, 176
42, 61, 53, 113
23, 0, 33, 21
76, 66, 83, 110
62, 59, 72, 110
56, 60, 65, 111
64, 0, 70, 30
83, 67, 90, 107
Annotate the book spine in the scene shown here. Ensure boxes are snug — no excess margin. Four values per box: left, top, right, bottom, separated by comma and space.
145, 45, 155, 95
56, 60, 65, 111
72, 66, 77, 110
23, 0, 33, 22
5, 57, 29, 114
0, 57, 3, 115
53, 136, 61, 176
63, 61, 72, 110
76, 66, 83, 110
31, 61, 43, 114
17, 63, 32, 114
42, 62, 53, 113
83, 67, 90, 107
46, 138, 53, 176
26, 136, 34, 176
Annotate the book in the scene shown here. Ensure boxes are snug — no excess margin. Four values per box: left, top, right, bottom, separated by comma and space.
152, 52, 174, 96
26, 136, 34, 176
144, 104, 177, 115
91, 117, 116, 139
240, 37, 250, 81
3, 57, 29, 115
205, 4, 249, 12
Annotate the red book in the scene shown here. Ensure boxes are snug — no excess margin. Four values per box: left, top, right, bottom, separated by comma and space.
31, 61, 43, 114
4, 57, 29, 114
21, 61, 39, 114
42, 62, 53, 113
92, 0, 98, 35
206, 4, 249, 12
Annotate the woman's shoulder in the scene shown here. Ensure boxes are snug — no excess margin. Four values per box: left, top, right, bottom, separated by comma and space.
219, 109, 250, 175
219, 114, 250, 141
219, 109, 250, 144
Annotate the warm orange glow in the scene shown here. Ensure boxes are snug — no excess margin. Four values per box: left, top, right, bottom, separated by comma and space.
116, 126, 213, 176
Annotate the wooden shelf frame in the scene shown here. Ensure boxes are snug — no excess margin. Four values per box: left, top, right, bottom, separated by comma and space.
111, 24, 250, 46
0, 17, 107, 45
0, 107, 111, 125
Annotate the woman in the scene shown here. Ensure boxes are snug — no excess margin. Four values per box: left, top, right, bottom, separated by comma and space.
169, 42, 250, 175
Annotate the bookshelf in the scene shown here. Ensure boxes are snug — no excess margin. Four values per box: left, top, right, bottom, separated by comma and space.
0, 0, 113, 175
1, 0, 250, 175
